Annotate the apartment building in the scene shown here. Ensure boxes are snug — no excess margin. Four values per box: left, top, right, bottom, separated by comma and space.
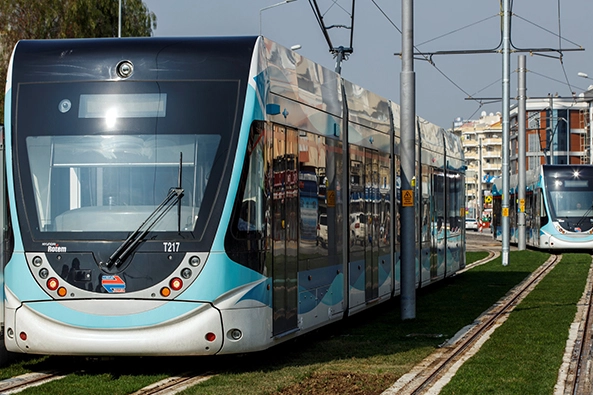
509, 94, 592, 172
455, 112, 502, 218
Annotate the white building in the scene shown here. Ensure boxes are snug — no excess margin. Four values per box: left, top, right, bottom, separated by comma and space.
455, 112, 502, 219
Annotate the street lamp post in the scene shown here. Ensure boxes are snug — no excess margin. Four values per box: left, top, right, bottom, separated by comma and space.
259, 0, 297, 36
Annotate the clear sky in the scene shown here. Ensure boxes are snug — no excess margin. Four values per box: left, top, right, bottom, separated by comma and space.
142, 0, 593, 128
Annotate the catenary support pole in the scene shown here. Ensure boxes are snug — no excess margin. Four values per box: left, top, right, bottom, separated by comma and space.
501, 0, 511, 265
478, 137, 482, 224
518, 55, 526, 250
400, 0, 416, 319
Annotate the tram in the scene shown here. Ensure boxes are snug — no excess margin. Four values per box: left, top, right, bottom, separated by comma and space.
492, 164, 593, 249
0, 36, 465, 359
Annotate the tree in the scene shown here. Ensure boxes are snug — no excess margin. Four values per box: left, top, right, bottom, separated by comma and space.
0, 0, 157, 121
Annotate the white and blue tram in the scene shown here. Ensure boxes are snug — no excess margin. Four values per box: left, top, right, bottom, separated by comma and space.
0, 36, 465, 358
492, 164, 593, 249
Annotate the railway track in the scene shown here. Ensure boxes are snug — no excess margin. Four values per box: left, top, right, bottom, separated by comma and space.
0, 364, 214, 395
130, 372, 214, 395
558, 256, 593, 395
0, 370, 66, 394
383, 253, 561, 395
0, 369, 214, 395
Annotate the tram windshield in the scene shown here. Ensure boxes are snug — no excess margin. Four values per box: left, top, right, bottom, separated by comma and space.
26, 134, 220, 233
544, 166, 593, 230
14, 80, 240, 240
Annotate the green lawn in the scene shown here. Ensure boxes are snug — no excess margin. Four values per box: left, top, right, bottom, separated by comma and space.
440, 253, 591, 395
2, 250, 564, 395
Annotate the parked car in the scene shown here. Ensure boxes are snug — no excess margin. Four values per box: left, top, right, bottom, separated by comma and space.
465, 218, 479, 231
317, 214, 328, 248
350, 212, 367, 245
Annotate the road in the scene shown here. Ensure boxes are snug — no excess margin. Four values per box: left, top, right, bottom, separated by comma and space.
465, 228, 504, 252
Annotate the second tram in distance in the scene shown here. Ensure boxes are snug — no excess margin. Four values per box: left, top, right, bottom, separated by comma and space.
492, 164, 593, 249
1, 36, 465, 359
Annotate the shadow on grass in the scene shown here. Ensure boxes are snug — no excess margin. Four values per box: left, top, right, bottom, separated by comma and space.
221, 250, 549, 375
8, 251, 549, 385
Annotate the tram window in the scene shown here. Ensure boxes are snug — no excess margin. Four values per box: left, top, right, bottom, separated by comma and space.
225, 122, 267, 273
235, 127, 265, 235
26, 134, 216, 232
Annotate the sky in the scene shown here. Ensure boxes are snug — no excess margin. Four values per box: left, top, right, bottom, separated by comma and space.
141, 0, 593, 129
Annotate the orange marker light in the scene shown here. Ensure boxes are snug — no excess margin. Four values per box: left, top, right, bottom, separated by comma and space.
160, 287, 171, 297
57, 287, 67, 297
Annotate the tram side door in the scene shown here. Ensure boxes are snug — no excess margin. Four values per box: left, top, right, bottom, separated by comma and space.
271, 124, 299, 336
420, 169, 435, 284
432, 170, 445, 279
364, 149, 379, 302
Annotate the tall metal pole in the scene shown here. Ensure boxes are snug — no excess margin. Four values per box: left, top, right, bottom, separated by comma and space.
400, 0, 416, 319
501, 0, 511, 266
478, 136, 483, 223
518, 55, 527, 250
118, 0, 122, 38
590, 106, 593, 164
548, 96, 554, 164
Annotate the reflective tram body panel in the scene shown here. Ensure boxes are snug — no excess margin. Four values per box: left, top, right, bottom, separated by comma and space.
2, 36, 465, 356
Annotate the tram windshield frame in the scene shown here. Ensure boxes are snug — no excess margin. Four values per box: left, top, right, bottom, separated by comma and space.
543, 166, 593, 227
14, 80, 241, 243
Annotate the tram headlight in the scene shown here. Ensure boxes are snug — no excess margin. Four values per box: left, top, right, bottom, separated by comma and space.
39, 268, 49, 279
189, 256, 201, 267
32, 256, 43, 267
228, 328, 243, 341
58, 99, 72, 113
181, 268, 192, 279
116, 60, 134, 78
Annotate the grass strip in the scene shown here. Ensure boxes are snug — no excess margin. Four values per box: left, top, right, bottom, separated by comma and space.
0, 250, 551, 395
440, 253, 591, 395
183, 250, 549, 395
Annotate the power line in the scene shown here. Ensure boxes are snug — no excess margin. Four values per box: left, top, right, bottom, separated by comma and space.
416, 14, 499, 48
511, 14, 582, 49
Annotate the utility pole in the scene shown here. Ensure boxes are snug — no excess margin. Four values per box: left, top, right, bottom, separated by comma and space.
396, 3, 583, 266
400, 0, 416, 320
518, 55, 527, 250
478, 136, 483, 222
501, 0, 511, 266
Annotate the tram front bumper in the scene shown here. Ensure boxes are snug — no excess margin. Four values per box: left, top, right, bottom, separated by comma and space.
5, 299, 223, 356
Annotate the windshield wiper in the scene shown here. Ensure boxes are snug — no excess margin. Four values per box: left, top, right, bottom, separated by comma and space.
103, 187, 184, 269
103, 153, 185, 269
575, 203, 593, 228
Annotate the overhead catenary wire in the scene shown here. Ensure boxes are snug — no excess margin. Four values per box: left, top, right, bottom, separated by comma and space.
508, 0, 580, 98
366, 0, 500, 122
416, 14, 500, 48
309, 1, 586, 123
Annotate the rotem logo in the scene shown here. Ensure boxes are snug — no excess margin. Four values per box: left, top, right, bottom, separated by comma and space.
42, 242, 67, 253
